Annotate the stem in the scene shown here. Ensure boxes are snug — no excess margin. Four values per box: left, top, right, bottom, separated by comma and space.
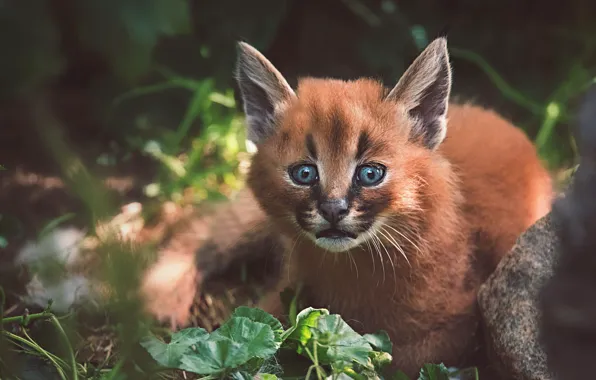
313, 341, 325, 380
173, 86, 207, 149
2, 310, 53, 325
22, 329, 68, 367
103, 356, 126, 380
3, 331, 68, 380
50, 315, 78, 380
535, 102, 562, 153
304, 343, 326, 380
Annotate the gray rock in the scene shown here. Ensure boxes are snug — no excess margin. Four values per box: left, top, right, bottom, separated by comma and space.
478, 213, 559, 380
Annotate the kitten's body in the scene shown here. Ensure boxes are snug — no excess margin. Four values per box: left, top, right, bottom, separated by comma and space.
233, 38, 552, 376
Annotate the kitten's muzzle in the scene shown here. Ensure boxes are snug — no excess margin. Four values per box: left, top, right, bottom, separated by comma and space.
316, 228, 357, 239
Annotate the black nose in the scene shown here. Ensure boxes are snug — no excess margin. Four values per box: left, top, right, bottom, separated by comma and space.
318, 198, 349, 224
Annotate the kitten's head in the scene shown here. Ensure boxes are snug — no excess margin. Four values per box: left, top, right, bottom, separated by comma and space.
235, 38, 452, 253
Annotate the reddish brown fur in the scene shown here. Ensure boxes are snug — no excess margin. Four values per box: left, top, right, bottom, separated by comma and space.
248, 78, 553, 376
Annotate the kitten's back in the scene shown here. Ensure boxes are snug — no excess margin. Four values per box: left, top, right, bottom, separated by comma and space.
440, 103, 553, 274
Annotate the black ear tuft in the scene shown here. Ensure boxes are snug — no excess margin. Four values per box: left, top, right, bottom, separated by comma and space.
437, 25, 450, 39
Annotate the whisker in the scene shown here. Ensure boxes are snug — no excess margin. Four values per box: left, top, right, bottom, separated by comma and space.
383, 222, 424, 255
287, 231, 305, 281
379, 225, 411, 268
360, 235, 376, 276
372, 232, 397, 297
348, 252, 359, 279
367, 230, 386, 284
381, 216, 425, 251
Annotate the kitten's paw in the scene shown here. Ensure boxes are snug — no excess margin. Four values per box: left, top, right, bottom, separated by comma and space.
140, 253, 201, 329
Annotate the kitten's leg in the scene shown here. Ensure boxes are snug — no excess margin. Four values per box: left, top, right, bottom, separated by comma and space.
256, 277, 294, 325
390, 313, 484, 379
256, 285, 286, 316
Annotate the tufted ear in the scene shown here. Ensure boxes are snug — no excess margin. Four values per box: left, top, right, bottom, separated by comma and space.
235, 42, 296, 145
385, 37, 452, 150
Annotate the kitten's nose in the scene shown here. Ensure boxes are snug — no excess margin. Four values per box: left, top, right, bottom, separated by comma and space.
318, 198, 349, 224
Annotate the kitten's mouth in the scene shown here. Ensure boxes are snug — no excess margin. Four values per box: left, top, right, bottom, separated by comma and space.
315, 228, 357, 240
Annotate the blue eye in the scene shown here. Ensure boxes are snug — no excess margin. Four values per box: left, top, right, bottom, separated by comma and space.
356, 164, 386, 186
290, 164, 319, 185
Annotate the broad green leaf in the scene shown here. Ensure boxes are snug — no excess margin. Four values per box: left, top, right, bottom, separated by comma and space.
212, 317, 278, 358
257, 374, 279, 380
369, 351, 393, 371
231, 306, 284, 343
284, 307, 329, 344
140, 328, 208, 368
443, 366, 479, 380
312, 315, 372, 367
180, 339, 247, 375
230, 371, 279, 380
418, 363, 451, 380
392, 370, 411, 380
230, 370, 255, 379
363, 331, 392, 354
332, 373, 365, 380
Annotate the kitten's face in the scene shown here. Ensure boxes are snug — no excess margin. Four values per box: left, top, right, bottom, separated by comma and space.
247, 79, 424, 252
236, 38, 451, 253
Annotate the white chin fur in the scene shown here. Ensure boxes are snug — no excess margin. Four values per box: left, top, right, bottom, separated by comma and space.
314, 237, 360, 252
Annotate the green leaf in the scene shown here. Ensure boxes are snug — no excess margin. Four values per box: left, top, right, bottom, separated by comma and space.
180, 339, 247, 375
418, 363, 451, 380
212, 317, 278, 358
312, 315, 372, 367
229, 370, 255, 379
445, 366, 479, 380
284, 307, 329, 344
363, 331, 392, 354
392, 370, 412, 380
231, 306, 284, 343
257, 374, 279, 380
231, 372, 279, 380
369, 351, 393, 371
140, 327, 208, 368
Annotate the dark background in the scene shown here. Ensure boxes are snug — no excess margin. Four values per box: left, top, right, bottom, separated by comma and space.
2, 0, 595, 169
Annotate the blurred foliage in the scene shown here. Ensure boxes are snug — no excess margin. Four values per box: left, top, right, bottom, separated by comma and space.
109, 68, 249, 205
0, 0, 191, 96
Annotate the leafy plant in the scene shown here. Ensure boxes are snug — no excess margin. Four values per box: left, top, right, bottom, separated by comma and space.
140, 306, 478, 380
111, 68, 248, 205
